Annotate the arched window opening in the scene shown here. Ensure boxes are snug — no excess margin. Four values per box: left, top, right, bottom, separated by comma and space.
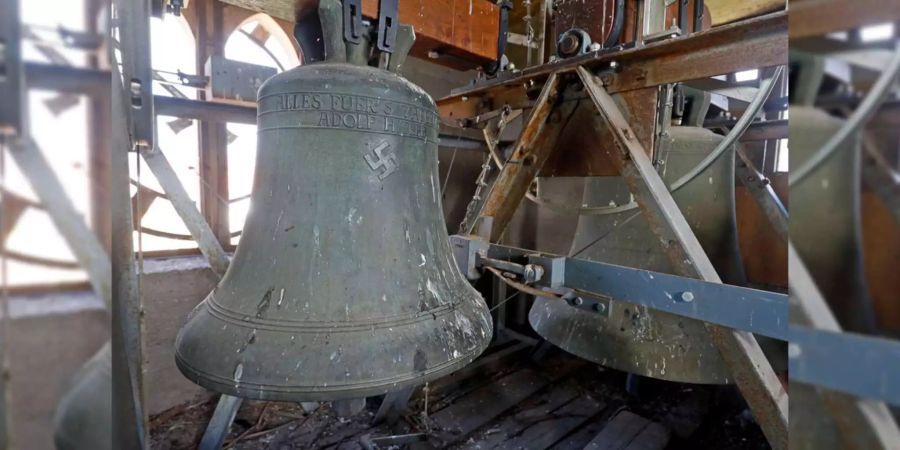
224, 14, 300, 246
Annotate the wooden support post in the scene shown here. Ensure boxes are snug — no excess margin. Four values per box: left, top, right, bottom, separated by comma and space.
472, 73, 562, 242
789, 244, 900, 449
577, 66, 788, 450
862, 134, 900, 224
197, 0, 231, 247
110, 39, 147, 449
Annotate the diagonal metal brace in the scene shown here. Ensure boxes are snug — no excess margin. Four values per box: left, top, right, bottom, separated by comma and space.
140, 147, 230, 277
577, 66, 788, 450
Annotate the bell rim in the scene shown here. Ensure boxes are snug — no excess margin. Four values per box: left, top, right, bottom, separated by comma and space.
529, 299, 732, 385
173, 337, 489, 402
204, 295, 464, 332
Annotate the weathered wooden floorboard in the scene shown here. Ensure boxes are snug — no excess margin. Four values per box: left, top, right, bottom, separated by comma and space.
582, 411, 670, 450
430, 368, 559, 445
456, 384, 582, 449
500, 396, 607, 450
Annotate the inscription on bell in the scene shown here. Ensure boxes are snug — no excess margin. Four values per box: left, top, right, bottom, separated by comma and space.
259, 91, 439, 142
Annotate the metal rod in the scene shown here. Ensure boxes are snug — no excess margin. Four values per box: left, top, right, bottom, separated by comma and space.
669, 66, 784, 191
790, 42, 900, 186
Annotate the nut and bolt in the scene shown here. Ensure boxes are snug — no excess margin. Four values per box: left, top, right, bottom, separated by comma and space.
680, 291, 695, 303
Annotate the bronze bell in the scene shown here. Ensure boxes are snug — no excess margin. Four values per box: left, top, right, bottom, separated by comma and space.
174, 19, 492, 401
54, 343, 112, 450
530, 126, 744, 384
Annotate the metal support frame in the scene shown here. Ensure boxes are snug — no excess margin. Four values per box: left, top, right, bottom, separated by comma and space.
449, 236, 788, 340
576, 67, 788, 450
788, 244, 900, 448
438, 12, 787, 121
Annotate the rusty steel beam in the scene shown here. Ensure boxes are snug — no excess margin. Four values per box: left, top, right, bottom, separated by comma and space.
437, 11, 786, 121
577, 66, 789, 450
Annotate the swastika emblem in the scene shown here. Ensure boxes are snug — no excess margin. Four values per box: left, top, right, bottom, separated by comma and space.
363, 141, 398, 181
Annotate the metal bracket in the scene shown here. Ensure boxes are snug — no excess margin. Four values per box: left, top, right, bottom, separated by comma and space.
376, 0, 399, 53
117, 0, 156, 149
526, 255, 564, 288
451, 235, 788, 340
449, 235, 490, 280
343, 0, 363, 44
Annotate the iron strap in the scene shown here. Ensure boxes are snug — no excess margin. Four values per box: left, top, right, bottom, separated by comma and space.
789, 326, 900, 406
460, 237, 789, 340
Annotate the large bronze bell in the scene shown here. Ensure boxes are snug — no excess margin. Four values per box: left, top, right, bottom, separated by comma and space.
174, 28, 492, 401
530, 126, 744, 384
54, 343, 112, 450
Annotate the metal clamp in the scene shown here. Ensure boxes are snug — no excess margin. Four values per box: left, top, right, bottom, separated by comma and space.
343, 0, 363, 44
376, 0, 399, 53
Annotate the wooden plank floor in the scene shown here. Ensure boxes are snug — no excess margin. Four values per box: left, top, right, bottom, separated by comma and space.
149, 343, 770, 450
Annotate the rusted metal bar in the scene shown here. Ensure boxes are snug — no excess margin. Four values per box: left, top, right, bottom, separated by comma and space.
471, 73, 561, 241
577, 66, 788, 450
437, 12, 786, 121
789, 243, 900, 449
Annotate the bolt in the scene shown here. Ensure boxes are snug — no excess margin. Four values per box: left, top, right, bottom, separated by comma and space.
609, 60, 619, 69
523, 264, 544, 283
680, 291, 694, 303
427, 50, 440, 59
589, 42, 601, 52
593, 302, 607, 313
571, 297, 584, 306
788, 343, 801, 359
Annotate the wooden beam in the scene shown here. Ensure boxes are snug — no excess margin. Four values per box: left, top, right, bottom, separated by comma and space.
790, 0, 900, 39
706, 0, 783, 26
219, 0, 500, 67
577, 66, 789, 450
471, 73, 561, 241
438, 12, 787, 121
